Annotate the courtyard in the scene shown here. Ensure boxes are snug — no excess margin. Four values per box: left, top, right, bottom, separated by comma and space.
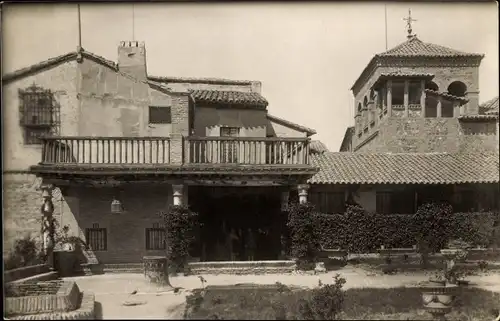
65, 267, 500, 319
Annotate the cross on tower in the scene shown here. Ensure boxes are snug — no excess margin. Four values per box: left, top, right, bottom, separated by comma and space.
403, 9, 417, 39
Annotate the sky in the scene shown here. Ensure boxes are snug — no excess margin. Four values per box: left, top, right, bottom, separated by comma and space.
3, 2, 498, 151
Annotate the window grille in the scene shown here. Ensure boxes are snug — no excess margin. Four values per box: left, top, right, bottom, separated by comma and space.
146, 225, 166, 250
85, 225, 107, 251
149, 106, 172, 124
18, 84, 60, 145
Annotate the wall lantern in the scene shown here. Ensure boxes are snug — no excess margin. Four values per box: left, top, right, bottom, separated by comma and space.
111, 197, 124, 214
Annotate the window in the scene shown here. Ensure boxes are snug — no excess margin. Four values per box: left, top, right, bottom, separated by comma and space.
149, 106, 172, 124
310, 192, 345, 214
441, 101, 454, 118
85, 224, 107, 251
454, 190, 476, 212
376, 192, 392, 214
391, 81, 405, 105
220, 127, 240, 163
408, 81, 421, 105
145, 223, 166, 250
19, 84, 59, 145
425, 98, 438, 118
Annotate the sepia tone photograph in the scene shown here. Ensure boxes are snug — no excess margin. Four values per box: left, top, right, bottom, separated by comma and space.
2, 2, 499, 320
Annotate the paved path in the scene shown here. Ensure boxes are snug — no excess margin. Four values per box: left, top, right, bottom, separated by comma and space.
64, 269, 500, 319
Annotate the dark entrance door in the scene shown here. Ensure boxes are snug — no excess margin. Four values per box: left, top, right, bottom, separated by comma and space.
191, 186, 282, 261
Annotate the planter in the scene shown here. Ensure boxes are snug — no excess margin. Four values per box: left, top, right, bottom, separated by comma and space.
53, 250, 78, 277
421, 283, 458, 320
428, 279, 446, 286
143, 256, 168, 285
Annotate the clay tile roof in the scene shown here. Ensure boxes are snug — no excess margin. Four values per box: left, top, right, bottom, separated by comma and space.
424, 89, 469, 103
266, 114, 317, 136
310, 140, 330, 154
190, 89, 268, 108
308, 152, 499, 185
479, 96, 499, 115
379, 36, 483, 58
458, 114, 499, 121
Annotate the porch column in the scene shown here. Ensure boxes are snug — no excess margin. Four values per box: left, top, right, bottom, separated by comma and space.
172, 184, 184, 206
298, 184, 309, 204
386, 80, 392, 117
420, 80, 426, 118
40, 184, 55, 270
404, 80, 409, 117
437, 97, 442, 118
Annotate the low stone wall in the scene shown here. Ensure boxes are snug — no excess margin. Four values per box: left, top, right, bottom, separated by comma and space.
4, 264, 50, 283
5, 281, 80, 316
9, 292, 95, 320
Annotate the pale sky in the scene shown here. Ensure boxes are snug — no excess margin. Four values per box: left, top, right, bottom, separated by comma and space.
3, 3, 498, 151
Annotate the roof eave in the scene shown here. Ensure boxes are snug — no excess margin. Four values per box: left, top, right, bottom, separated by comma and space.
267, 114, 317, 136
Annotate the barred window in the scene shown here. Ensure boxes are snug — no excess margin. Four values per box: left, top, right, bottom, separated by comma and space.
309, 192, 345, 214
19, 84, 59, 145
146, 223, 166, 250
149, 106, 172, 124
85, 224, 107, 251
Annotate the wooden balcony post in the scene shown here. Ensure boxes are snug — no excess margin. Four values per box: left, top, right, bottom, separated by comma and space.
172, 184, 184, 206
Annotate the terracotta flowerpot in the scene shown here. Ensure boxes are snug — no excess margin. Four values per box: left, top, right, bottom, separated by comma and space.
421, 283, 458, 320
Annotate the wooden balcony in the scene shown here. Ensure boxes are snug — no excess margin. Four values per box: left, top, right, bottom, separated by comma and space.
185, 136, 310, 165
40, 136, 171, 165
33, 136, 316, 179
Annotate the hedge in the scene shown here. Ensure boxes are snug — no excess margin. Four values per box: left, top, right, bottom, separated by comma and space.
312, 207, 499, 254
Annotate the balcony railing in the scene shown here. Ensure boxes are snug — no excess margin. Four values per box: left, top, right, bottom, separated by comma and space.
39, 136, 311, 166
41, 137, 171, 164
185, 136, 310, 165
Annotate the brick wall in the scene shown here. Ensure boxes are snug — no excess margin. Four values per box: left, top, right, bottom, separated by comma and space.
76, 184, 174, 264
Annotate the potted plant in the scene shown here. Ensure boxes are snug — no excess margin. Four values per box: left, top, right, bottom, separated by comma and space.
421, 265, 459, 320
53, 225, 86, 277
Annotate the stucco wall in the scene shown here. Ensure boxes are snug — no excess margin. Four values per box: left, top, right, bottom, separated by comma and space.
266, 119, 308, 138
3, 61, 79, 171
193, 106, 267, 137
78, 59, 174, 138
165, 82, 253, 93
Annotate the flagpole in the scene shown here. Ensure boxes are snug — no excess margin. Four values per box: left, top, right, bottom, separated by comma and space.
384, 4, 388, 50
77, 4, 82, 50
132, 4, 135, 41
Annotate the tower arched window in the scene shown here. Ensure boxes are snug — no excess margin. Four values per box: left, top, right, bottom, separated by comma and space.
447, 81, 467, 97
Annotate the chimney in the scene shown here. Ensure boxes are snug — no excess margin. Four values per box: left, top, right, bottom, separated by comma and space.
118, 41, 147, 80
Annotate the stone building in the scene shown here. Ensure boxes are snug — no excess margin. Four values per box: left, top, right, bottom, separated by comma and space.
308, 31, 499, 215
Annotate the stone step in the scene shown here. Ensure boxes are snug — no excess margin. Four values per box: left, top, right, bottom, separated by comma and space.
188, 260, 296, 275
188, 260, 296, 269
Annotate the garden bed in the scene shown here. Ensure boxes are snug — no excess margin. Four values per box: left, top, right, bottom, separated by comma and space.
184, 284, 500, 320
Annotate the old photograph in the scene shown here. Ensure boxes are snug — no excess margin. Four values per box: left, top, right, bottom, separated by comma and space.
2, 2, 499, 320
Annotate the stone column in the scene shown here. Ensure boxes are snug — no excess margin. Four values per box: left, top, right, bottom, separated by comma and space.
172, 184, 184, 206
453, 101, 461, 117
437, 97, 442, 118
404, 80, 409, 117
40, 184, 55, 270
386, 80, 392, 117
420, 80, 426, 118
297, 184, 309, 204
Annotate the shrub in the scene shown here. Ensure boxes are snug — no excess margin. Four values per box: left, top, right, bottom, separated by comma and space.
4, 234, 44, 270
412, 202, 454, 253
286, 202, 320, 266
160, 204, 199, 273
299, 274, 346, 320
